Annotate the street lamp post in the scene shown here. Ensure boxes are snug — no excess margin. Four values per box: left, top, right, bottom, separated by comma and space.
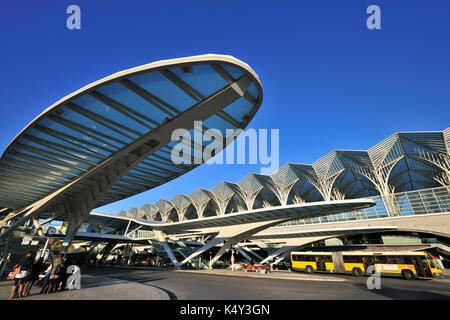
41, 227, 56, 261
209, 253, 212, 270
231, 249, 235, 272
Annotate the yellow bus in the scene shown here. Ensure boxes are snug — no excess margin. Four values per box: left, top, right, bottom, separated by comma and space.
290, 251, 443, 280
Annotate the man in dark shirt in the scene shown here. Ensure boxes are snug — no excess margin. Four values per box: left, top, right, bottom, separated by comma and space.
23, 257, 43, 297
9, 251, 34, 299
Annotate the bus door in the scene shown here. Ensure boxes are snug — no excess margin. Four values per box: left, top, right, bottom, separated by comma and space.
315, 256, 326, 272
362, 256, 374, 273
411, 256, 432, 278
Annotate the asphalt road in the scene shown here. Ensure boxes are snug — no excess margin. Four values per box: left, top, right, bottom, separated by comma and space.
85, 267, 450, 300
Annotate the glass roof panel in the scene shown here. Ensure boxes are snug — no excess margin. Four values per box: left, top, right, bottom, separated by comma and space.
169, 64, 228, 98
37, 117, 123, 150
3, 154, 74, 179
128, 71, 196, 112
27, 127, 111, 158
220, 64, 245, 80
246, 82, 259, 100
18, 137, 99, 165
222, 96, 253, 123
142, 157, 183, 173
96, 82, 172, 125
58, 106, 134, 145
14, 147, 90, 170
72, 94, 149, 136
0, 163, 67, 184
203, 114, 237, 134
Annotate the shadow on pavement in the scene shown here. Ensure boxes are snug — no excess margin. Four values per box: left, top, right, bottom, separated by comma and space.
80, 276, 167, 289
352, 282, 450, 300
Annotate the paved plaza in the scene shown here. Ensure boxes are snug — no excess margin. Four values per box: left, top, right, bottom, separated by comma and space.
2, 267, 449, 300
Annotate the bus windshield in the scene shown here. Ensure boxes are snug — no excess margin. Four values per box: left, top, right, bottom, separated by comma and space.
426, 254, 438, 269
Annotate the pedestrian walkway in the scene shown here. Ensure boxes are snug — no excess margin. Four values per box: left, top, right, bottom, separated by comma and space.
0, 274, 169, 300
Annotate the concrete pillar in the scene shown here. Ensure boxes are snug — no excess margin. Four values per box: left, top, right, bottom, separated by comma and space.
61, 217, 83, 253
99, 241, 118, 264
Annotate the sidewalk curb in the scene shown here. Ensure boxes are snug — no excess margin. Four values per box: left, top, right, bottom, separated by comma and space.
174, 270, 347, 282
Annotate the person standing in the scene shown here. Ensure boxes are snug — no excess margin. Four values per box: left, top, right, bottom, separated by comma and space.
22, 257, 43, 297
58, 256, 71, 291
264, 262, 271, 274
8, 252, 34, 299
39, 262, 53, 294
45, 253, 64, 294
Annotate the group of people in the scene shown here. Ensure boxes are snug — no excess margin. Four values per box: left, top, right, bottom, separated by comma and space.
8, 252, 70, 299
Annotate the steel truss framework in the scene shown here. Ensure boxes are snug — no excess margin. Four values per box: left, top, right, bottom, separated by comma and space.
0, 54, 264, 248
120, 128, 450, 223
100, 198, 376, 268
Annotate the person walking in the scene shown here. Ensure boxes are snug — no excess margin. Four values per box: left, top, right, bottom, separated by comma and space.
8, 252, 34, 299
22, 257, 43, 297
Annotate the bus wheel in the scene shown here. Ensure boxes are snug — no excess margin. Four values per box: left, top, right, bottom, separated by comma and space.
305, 266, 314, 274
402, 270, 415, 280
352, 268, 363, 277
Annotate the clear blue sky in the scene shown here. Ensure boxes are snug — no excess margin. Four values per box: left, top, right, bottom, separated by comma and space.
1, 1, 449, 214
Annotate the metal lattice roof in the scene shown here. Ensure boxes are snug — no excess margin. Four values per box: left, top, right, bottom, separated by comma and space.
125, 128, 450, 223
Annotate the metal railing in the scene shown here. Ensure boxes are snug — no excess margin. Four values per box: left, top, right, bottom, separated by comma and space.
128, 230, 155, 239
277, 185, 450, 227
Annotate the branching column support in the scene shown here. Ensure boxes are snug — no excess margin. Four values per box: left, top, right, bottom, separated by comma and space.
259, 246, 297, 264
235, 246, 253, 262
154, 230, 179, 267
99, 241, 119, 264
208, 218, 296, 267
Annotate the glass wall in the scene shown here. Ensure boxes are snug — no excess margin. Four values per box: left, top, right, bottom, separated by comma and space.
278, 186, 450, 227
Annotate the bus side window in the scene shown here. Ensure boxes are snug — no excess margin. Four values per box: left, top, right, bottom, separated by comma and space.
374, 256, 387, 264
343, 256, 355, 263
387, 256, 404, 264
